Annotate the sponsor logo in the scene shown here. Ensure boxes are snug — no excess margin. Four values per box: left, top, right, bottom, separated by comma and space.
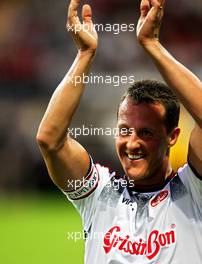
103, 225, 176, 260
122, 197, 133, 206
150, 190, 169, 207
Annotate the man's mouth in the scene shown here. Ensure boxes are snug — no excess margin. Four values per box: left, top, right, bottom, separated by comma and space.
126, 152, 146, 160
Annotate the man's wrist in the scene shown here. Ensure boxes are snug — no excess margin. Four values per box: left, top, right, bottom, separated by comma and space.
140, 40, 166, 61
77, 49, 96, 60
140, 39, 161, 52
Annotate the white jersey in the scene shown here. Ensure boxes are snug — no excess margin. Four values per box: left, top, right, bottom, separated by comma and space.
62, 159, 202, 264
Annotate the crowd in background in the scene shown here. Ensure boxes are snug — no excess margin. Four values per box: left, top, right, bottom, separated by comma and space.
0, 0, 201, 192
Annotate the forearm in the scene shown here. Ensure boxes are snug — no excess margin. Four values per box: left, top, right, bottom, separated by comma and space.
37, 51, 95, 149
143, 41, 202, 126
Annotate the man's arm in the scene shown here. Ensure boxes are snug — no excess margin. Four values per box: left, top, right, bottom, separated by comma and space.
36, 0, 98, 191
137, 0, 202, 176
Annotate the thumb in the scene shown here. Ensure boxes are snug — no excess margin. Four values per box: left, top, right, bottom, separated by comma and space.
82, 4, 93, 23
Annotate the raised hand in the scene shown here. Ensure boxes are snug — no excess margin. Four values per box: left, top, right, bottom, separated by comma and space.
136, 0, 165, 46
66, 0, 98, 54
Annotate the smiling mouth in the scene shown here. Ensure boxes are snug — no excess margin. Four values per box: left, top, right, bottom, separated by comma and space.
126, 153, 146, 160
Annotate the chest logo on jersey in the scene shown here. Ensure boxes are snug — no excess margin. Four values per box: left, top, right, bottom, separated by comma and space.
103, 225, 176, 260
150, 190, 169, 207
122, 197, 133, 206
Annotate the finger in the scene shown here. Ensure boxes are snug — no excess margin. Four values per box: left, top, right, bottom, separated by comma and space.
140, 0, 150, 18
82, 4, 92, 24
150, 0, 163, 11
149, 0, 164, 20
157, 0, 165, 8
68, 0, 80, 24
69, 0, 80, 12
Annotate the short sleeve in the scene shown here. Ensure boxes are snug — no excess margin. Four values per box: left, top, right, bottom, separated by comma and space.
178, 163, 202, 209
61, 159, 112, 231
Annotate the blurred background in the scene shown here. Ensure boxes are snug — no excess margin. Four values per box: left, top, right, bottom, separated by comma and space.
0, 0, 201, 263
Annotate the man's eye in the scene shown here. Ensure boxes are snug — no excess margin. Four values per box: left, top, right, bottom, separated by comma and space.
119, 127, 131, 136
140, 130, 153, 137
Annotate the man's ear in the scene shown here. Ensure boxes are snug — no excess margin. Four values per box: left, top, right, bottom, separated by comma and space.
168, 127, 181, 147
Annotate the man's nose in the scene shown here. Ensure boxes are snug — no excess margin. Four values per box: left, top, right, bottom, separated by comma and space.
126, 132, 141, 150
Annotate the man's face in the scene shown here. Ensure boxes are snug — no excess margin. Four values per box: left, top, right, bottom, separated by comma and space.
116, 96, 174, 186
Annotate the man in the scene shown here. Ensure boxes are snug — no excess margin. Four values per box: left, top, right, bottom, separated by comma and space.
36, 0, 202, 263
